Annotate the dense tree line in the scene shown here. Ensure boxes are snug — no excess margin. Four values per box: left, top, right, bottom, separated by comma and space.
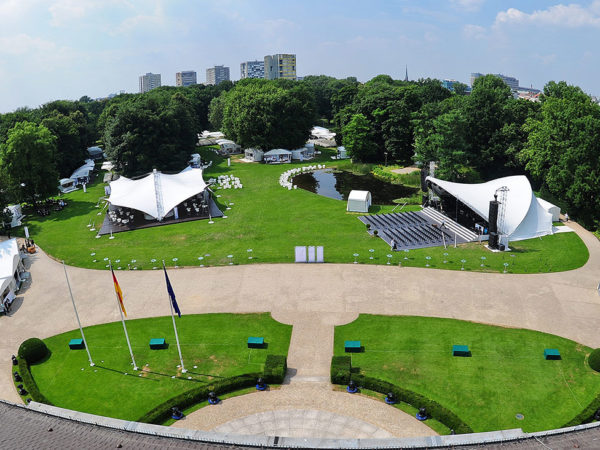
0, 74, 599, 229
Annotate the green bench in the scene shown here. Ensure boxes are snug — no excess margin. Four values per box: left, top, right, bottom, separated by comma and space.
452, 345, 471, 357
247, 337, 264, 349
149, 338, 166, 349
345, 340, 361, 353
544, 348, 561, 360
68, 338, 85, 350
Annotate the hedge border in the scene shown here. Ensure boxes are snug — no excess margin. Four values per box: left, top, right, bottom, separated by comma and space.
138, 354, 287, 424
330, 357, 472, 434
15, 357, 52, 405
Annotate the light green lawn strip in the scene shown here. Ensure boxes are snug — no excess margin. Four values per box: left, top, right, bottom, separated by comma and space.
334, 315, 600, 433
16, 147, 588, 273
29, 313, 291, 421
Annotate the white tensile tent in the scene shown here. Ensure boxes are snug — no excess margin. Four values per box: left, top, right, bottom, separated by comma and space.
537, 198, 561, 222
426, 175, 553, 241
108, 169, 208, 221
0, 238, 24, 299
347, 190, 372, 213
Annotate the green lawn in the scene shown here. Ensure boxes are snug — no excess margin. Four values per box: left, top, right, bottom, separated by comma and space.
334, 315, 600, 433
16, 147, 589, 272
30, 313, 291, 421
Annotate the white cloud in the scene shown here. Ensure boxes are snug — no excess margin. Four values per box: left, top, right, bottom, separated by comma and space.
534, 53, 557, 65
451, 0, 484, 13
462, 24, 486, 39
495, 3, 600, 28
49, 0, 87, 26
112, 1, 167, 35
0, 33, 56, 55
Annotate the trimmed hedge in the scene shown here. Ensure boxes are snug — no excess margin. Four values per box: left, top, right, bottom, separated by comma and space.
18, 338, 49, 364
263, 354, 287, 384
563, 389, 600, 427
138, 354, 288, 424
137, 373, 260, 424
330, 357, 472, 434
16, 357, 52, 405
588, 349, 600, 372
331, 356, 351, 384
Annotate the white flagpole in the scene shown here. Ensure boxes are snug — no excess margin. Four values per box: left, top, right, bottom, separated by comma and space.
163, 260, 186, 373
63, 261, 94, 367
110, 261, 138, 371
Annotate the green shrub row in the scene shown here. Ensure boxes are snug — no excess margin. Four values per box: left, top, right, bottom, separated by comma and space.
330, 357, 472, 434
263, 354, 287, 384
138, 354, 287, 424
563, 389, 600, 427
137, 372, 261, 424
331, 356, 351, 384
16, 357, 52, 405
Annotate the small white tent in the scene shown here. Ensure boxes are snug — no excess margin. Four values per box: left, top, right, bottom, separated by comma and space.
264, 149, 292, 164
244, 148, 264, 162
537, 198, 561, 222
347, 190, 372, 213
0, 238, 23, 299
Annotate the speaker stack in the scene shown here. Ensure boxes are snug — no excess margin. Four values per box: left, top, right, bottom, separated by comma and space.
488, 200, 499, 249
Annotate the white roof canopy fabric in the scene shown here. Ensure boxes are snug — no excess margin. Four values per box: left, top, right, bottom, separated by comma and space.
108, 169, 207, 221
426, 175, 553, 241
70, 159, 95, 180
0, 239, 20, 294
264, 149, 292, 156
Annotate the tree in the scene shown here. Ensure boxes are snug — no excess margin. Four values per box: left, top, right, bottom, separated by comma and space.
520, 81, 600, 226
42, 111, 88, 177
220, 80, 316, 149
0, 121, 58, 205
342, 114, 377, 162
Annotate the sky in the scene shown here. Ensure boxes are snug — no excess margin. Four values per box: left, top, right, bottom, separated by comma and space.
1, 0, 599, 113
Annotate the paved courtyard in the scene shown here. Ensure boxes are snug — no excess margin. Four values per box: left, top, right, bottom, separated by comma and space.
1, 221, 599, 439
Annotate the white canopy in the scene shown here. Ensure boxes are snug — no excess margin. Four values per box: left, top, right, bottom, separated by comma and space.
108, 169, 207, 221
426, 175, 553, 241
0, 239, 20, 295
311, 126, 336, 139
70, 159, 95, 181
265, 149, 292, 156
347, 190, 372, 213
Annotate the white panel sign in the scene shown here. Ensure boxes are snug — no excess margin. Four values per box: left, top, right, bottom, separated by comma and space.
295, 246, 307, 263
316, 246, 324, 263
308, 246, 316, 263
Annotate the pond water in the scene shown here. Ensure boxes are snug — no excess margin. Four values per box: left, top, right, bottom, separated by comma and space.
292, 169, 418, 205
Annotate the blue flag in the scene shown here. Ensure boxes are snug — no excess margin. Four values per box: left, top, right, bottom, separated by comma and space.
163, 266, 181, 318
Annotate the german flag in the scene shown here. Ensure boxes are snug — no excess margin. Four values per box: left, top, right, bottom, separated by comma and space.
111, 268, 127, 317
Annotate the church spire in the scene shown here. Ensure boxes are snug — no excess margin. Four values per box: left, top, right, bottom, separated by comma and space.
404, 65, 409, 82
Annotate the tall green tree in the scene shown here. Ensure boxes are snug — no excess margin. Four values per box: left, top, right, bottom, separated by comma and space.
42, 111, 88, 177
342, 113, 377, 162
520, 81, 600, 226
0, 121, 59, 204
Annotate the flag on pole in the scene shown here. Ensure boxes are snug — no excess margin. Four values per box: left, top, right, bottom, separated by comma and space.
111, 268, 127, 317
163, 266, 181, 318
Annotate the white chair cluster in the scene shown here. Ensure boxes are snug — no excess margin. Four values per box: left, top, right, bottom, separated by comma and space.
215, 174, 242, 189
279, 165, 326, 190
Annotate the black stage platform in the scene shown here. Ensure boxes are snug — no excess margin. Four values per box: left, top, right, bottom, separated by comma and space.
358, 208, 478, 250
98, 198, 224, 235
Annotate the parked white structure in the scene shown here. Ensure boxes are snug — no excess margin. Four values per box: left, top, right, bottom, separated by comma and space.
347, 190, 372, 213
244, 148, 264, 162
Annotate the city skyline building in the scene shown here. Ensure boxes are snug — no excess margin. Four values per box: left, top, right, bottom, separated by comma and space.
176, 71, 197, 87
206, 65, 230, 85
471, 72, 519, 90
139, 72, 161, 93
240, 60, 265, 79
264, 54, 296, 80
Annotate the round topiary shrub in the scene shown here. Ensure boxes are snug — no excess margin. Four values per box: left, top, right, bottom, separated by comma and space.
18, 338, 49, 364
588, 348, 600, 372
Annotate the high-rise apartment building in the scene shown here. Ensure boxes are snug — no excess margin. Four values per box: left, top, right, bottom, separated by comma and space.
264, 54, 296, 80
139, 72, 161, 93
206, 65, 230, 85
471, 72, 519, 90
240, 60, 265, 79
176, 71, 197, 87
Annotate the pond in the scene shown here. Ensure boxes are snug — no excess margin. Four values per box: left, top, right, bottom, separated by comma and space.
292, 169, 418, 205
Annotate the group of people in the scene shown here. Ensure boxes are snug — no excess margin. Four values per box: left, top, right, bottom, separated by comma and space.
35, 198, 67, 216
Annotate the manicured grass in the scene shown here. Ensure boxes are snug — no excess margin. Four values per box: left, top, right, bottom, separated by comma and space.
29, 313, 291, 421
334, 315, 600, 433
16, 147, 588, 272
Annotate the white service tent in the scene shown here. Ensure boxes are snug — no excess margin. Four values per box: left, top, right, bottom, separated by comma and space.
426, 175, 553, 241
108, 168, 208, 221
245, 148, 264, 162
537, 198, 561, 222
347, 190, 372, 213
0, 238, 23, 297
264, 149, 292, 164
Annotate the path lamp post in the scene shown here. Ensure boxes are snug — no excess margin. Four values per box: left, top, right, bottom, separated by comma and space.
425, 256, 431, 267
480, 256, 486, 268
443, 252, 448, 264
353, 253, 359, 264
386, 254, 393, 265
369, 249, 375, 260
197, 256, 204, 267
460, 259, 466, 271
247, 249, 253, 260
227, 254, 234, 265
403, 249, 409, 260
503, 262, 509, 274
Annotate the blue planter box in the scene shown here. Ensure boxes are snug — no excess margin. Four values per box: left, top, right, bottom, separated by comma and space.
69, 338, 84, 350
149, 338, 166, 349
452, 345, 471, 357
247, 337, 264, 348
345, 340, 361, 353
544, 348, 561, 360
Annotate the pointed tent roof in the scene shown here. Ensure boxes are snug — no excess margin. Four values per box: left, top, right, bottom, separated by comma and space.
108, 169, 207, 221
426, 175, 553, 241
